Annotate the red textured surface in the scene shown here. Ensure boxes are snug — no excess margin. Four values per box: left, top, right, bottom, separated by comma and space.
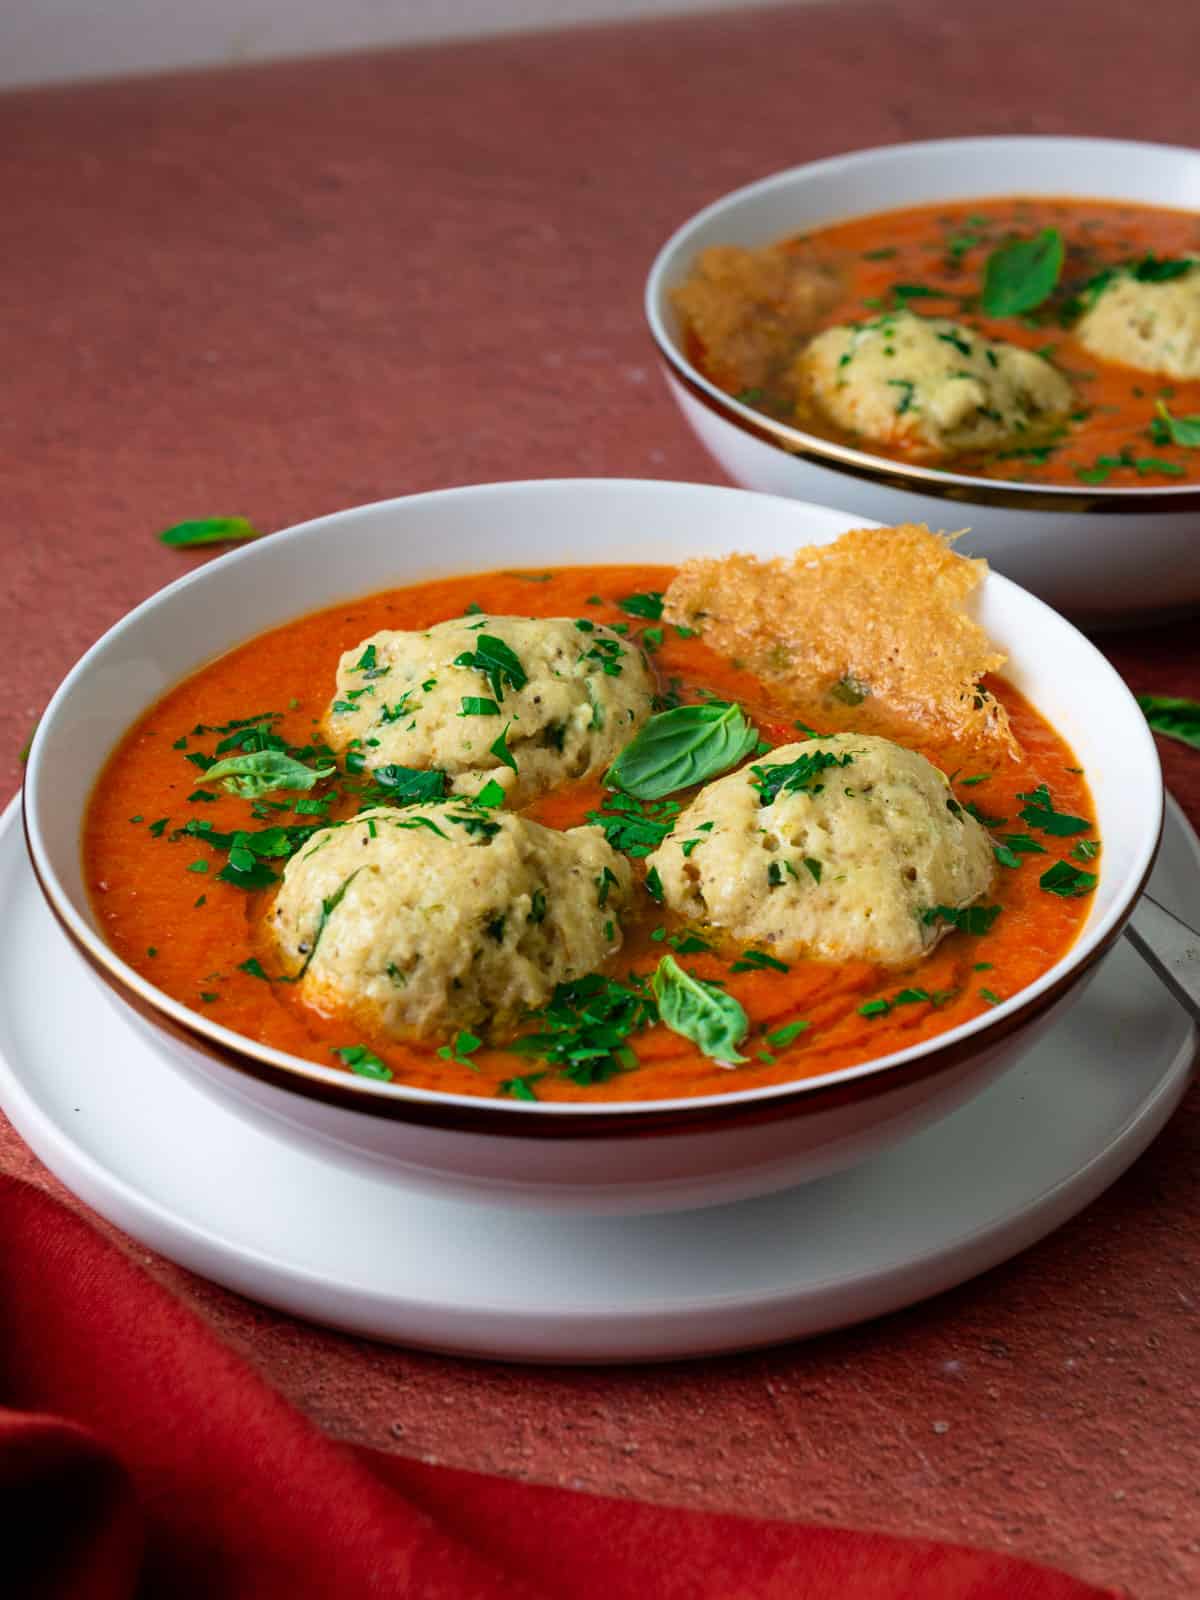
2, 3, 1199, 1595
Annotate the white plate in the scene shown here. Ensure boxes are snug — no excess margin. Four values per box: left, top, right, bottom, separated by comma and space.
1, 795, 1195, 1363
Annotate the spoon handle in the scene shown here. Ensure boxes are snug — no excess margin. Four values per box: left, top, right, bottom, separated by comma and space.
1124, 892, 1200, 1025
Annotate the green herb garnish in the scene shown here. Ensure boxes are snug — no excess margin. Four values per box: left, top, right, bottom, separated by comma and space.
1016, 783, 1091, 837
618, 591, 664, 621
981, 228, 1064, 316
922, 903, 1003, 936
332, 1044, 393, 1081
607, 702, 758, 801
158, 516, 263, 548
1039, 860, 1098, 898
651, 954, 748, 1063
437, 1030, 483, 1068
751, 748, 854, 806
1138, 693, 1200, 750
453, 634, 527, 702
203, 749, 334, 798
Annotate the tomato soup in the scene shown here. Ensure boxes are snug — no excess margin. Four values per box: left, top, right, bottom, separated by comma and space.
83, 565, 1097, 1102
678, 196, 1200, 486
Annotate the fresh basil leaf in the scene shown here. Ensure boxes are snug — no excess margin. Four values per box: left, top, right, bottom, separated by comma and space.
651, 953, 748, 1063
607, 702, 758, 800
981, 228, 1064, 317
204, 749, 334, 797
158, 516, 263, 548
1137, 693, 1200, 750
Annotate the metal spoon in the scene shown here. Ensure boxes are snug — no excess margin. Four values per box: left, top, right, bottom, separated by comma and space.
1125, 892, 1200, 1023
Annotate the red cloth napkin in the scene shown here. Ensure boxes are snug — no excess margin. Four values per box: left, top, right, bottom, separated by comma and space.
0, 1175, 1120, 1600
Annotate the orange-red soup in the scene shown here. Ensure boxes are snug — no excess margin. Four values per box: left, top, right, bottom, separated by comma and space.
84, 566, 1097, 1102
680, 196, 1200, 485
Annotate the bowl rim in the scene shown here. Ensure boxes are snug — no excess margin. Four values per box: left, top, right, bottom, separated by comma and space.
644, 134, 1200, 514
22, 477, 1165, 1137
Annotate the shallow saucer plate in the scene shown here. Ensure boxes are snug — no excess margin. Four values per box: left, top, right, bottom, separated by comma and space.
0, 796, 1195, 1363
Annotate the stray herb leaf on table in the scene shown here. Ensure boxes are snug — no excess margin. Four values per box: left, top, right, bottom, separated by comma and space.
159, 517, 263, 548
1138, 694, 1200, 751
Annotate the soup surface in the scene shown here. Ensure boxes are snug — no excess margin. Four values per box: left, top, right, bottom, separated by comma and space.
84, 565, 1097, 1102
676, 196, 1200, 485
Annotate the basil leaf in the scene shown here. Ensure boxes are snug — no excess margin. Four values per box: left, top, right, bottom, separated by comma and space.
607, 702, 758, 800
651, 953, 748, 1063
1154, 403, 1200, 449
158, 516, 263, 548
981, 228, 1064, 317
204, 750, 335, 797
1138, 693, 1200, 750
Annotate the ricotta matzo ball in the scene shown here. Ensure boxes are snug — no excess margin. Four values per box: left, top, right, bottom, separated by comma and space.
647, 734, 995, 968
269, 803, 632, 1039
794, 310, 1072, 459
1076, 263, 1200, 379
325, 616, 655, 805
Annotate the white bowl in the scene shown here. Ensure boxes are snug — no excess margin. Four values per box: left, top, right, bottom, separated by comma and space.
22, 479, 1162, 1213
645, 136, 1200, 626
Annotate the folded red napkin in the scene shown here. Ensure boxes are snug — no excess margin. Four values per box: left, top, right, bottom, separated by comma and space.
1, 1175, 1119, 1600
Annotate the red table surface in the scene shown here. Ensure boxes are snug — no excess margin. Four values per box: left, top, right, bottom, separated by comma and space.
2, 3, 1199, 1594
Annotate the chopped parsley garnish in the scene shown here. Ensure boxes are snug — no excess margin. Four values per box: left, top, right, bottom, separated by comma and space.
511, 973, 655, 1085
764, 1020, 808, 1049
731, 949, 789, 974
922, 903, 1003, 936
1071, 838, 1101, 863
332, 1044, 393, 1081
618, 591, 664, 620
437, 1030, 483, 1068
186, 859, 209, 874
1016, 783, 1091, 837
1039, 860, 1098, 898
369, 764, 447, 804
596, 866, 620, 908
585, 793, 680, 858
148, 817, 169, 838
644, 865, 664, 903
459, 696, 501, 717
237, 957, 272, 981
751, 749, 854, 806
498, 1073, 546, 1102
453, 634, 527, 702
887, 378, 916, 415
979, 989, 1003, 1006
489, 723, 517, 773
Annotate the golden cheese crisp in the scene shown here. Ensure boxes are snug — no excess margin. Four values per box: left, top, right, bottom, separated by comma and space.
661, 523, 1017, 758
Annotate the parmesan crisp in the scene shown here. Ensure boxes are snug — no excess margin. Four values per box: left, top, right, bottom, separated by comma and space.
661, 524, 1018, 758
